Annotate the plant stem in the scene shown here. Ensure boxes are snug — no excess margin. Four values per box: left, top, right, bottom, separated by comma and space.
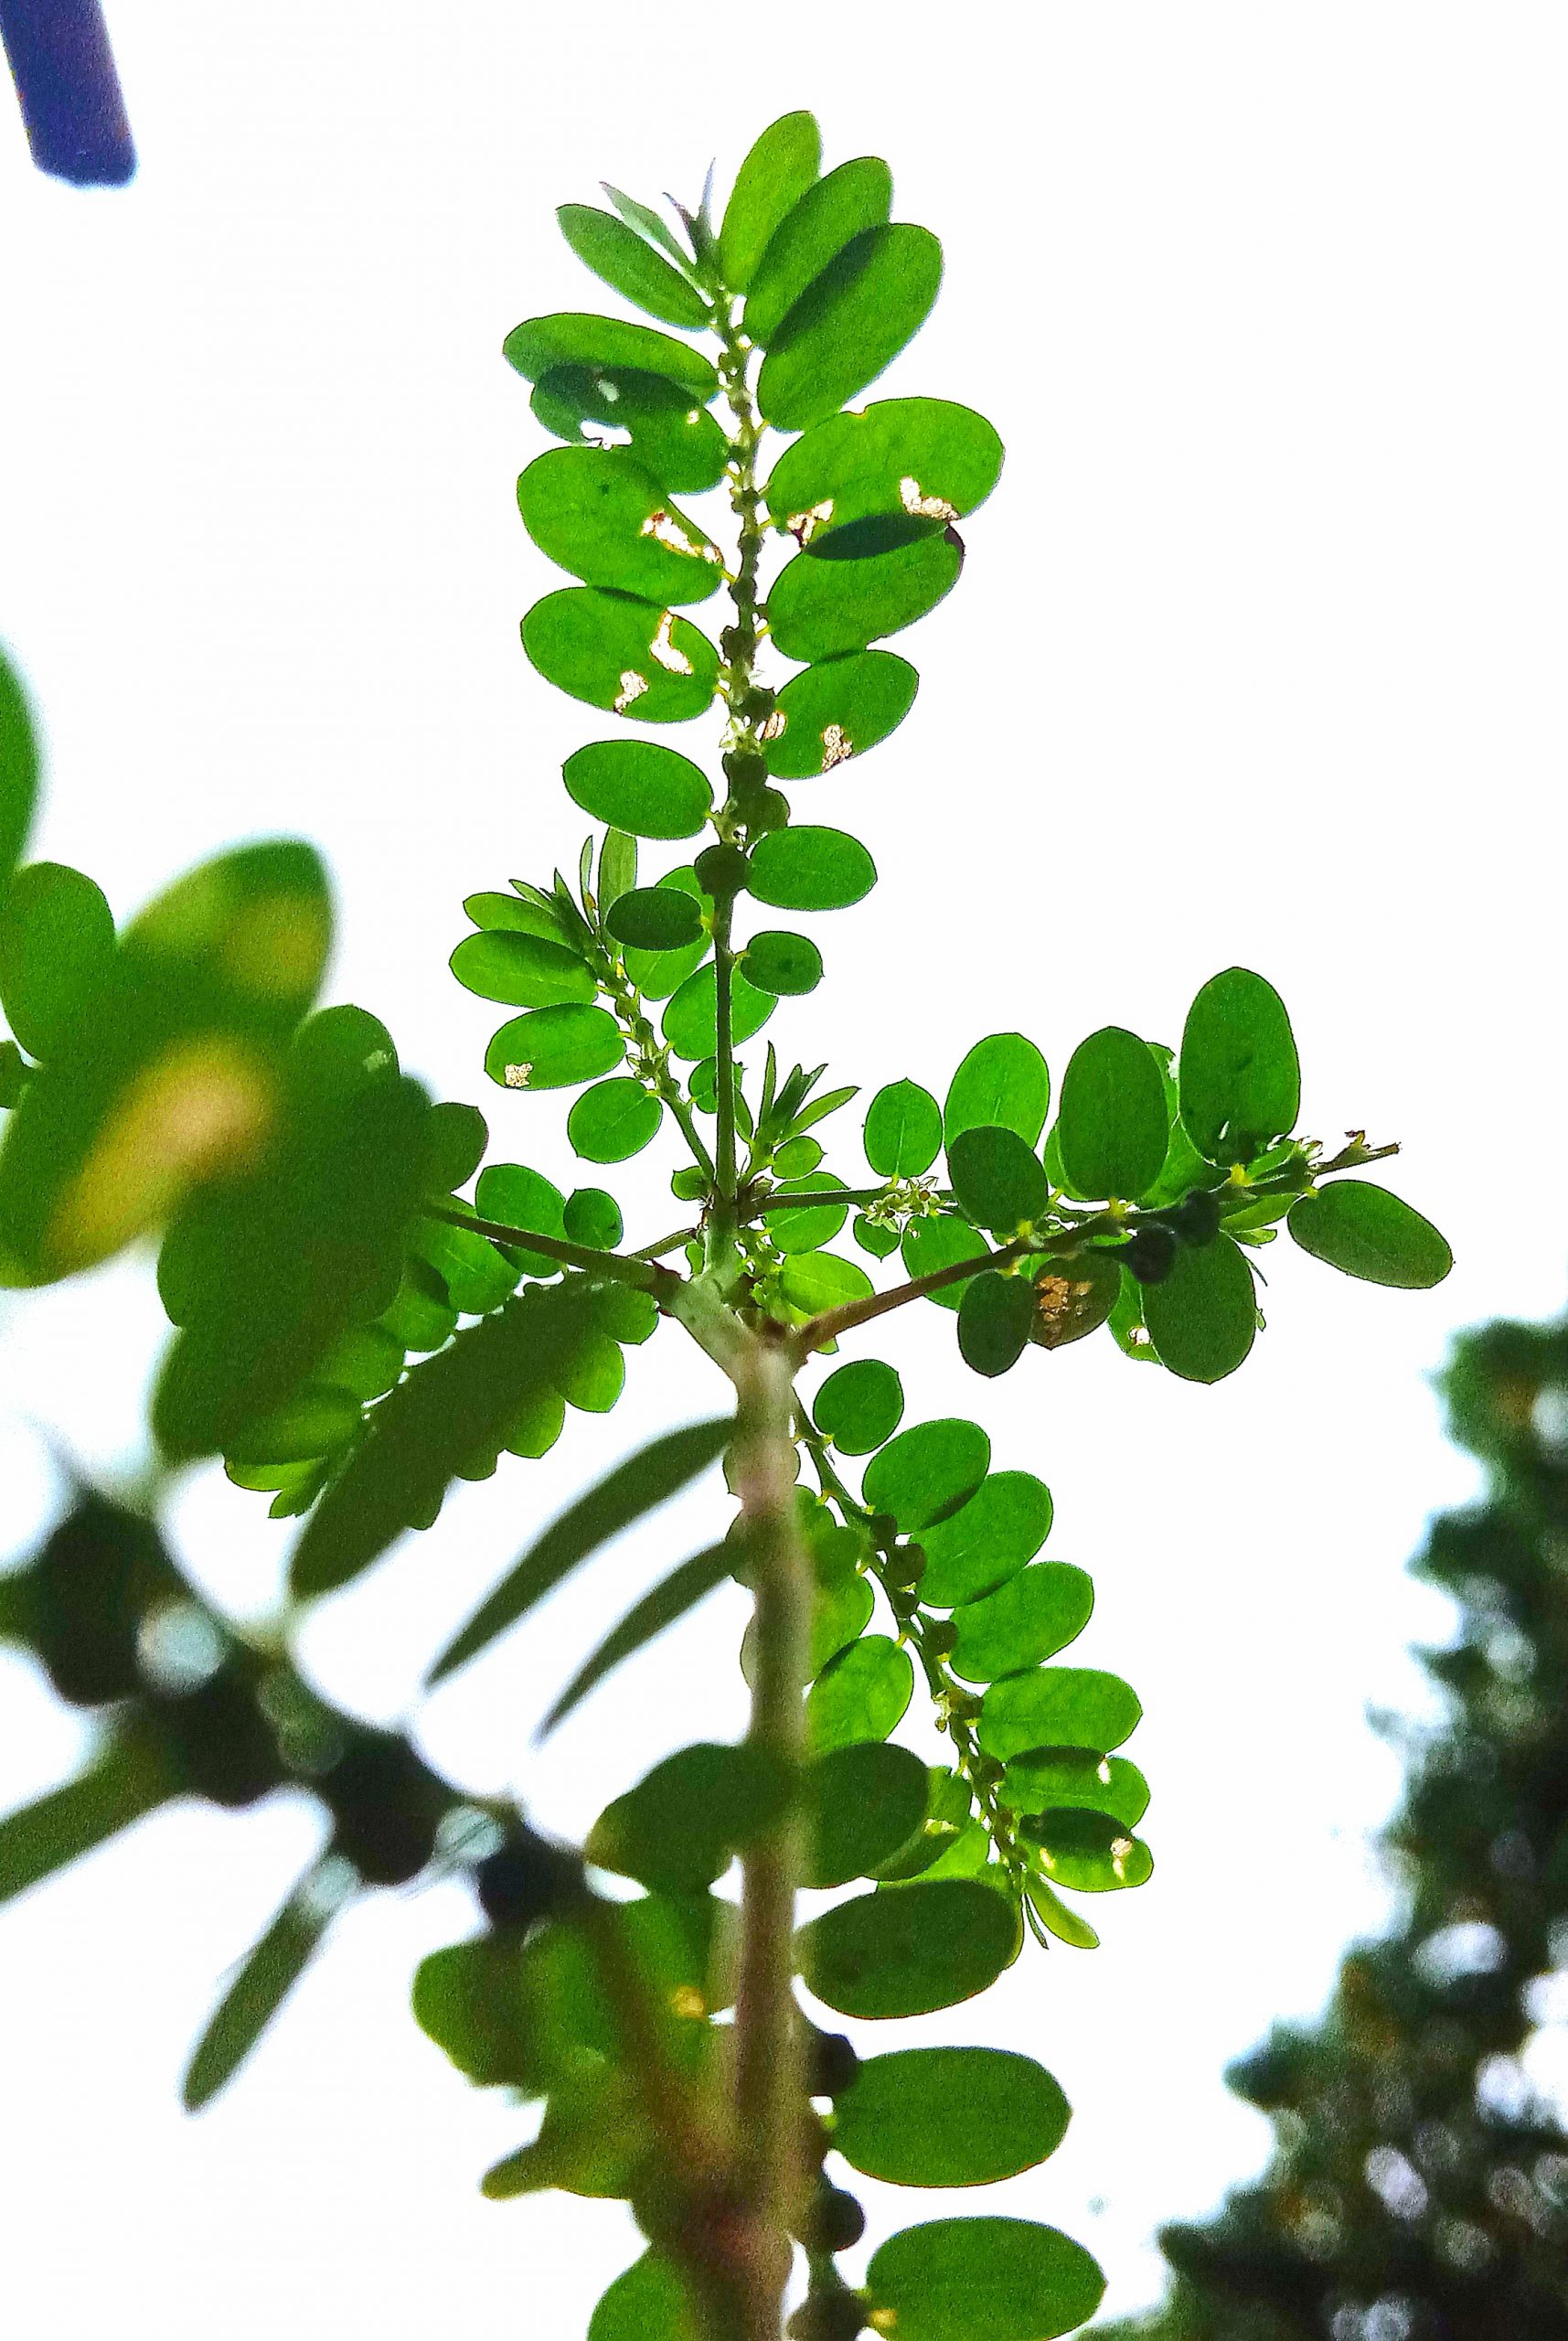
423, 1202, 676, 1296
728, 1326, 811, 2341
793, 1235, 1032, 1353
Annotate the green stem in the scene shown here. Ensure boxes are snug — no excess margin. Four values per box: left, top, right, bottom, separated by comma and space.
793, 1235, 1033, 1354
592, 933, 717, 1183
424, 1203, 675, 1296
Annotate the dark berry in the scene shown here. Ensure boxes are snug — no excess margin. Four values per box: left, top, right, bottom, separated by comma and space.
787, 2293, 867, 2341
798, 2185, 867, 2255
322, 1729, 451, 1885
722, 747, 768, 788
1121, 1224, 1179, 1284
694, 842, 750, 900
806, 2030, 860, 2099
923, 1617, 958, 1657
1167, 1188, 1222, 1246
475, 1827, 585, 1930
883, 1542, 926, 1590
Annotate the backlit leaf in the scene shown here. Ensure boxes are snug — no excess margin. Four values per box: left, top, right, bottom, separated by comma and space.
766, 531, 961, 662
588, 2252, 703, 2341
900, 1213, 988, 1311
777, 1248, 873, 1314
557, 204, 711, 328
0, 645, 38, 882
1179, 967, 1300, 1165
864, 1079, 942, 1177
804, 1740, 928, 1889
741, 929, 822, 997
1139, 1235, 1257, 1383
1287, 1180, 1452, 1288
484, 1003, 624, 1091
719, 111, 821, 293
532, 364, 729, 496
562, 740, 712, 838
763, 650, 919, 781
944, 1034, 1051, 1150
504, 312, 718, 400
747, 826, 876, 912
661, 961, 775, 1060
757, 224, 943, 432
182, 1863, 343, 2109
0, 861, 116, 1059
450, 929, 595, 1009
862, 1417, 989, 1531
522, 589, 719, 722
957, 1273, 1035, 1378
867, 2218, 1104, 2341
814, 1357, 903, 1455
1057, 1025, 1168, 1202
568, 1078, 663, 1163
948, 1562, 1093, 1684
764, 397, 1005, 538
946, 1127, 1048, 1234
1002, 1749, 1149, 1831
919, 1472, 1053, 1609
799, 1879, 1018, 2019
977, 1668, 1142, 1763
588, 1740, 788, 1892
835, 2048, 1070, 2188
517, 448, 721, 604
1021, 1807, 1153, 1893
805, 1633, 913, 1754
607, 886, 705, 952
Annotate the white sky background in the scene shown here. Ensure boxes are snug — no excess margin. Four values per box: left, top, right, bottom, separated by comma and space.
1, 4, 1566, 2333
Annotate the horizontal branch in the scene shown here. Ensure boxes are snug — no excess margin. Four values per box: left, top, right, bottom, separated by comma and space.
424, 1202, 676, 1297
793, 1235, 1031, 1354
754, 1184, 890, 1213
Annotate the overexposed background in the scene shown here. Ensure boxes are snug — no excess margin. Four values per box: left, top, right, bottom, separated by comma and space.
2, 5, 1565, 2332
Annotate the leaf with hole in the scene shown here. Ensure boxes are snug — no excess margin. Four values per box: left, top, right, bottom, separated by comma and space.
864, 1079, 942, 1178
427, 1414, 731, 1682
1139, 1234, 1257, 1383
1288, 1181, 1452, 1288
757, 224, 944, 432
1057, 1025, 1169, 1202
767, 532, 962, 663
484, 1004, 624, 1091
862, 1417, 989, 1532
557, 205, 711, 328
1002, 1749, 1149, 1831
835, 2048, 1070, 2188
799, 1879, 1018, 2020
522, 590, 719, 722
765, 397, 1005, 538
747, 827, 875, 913
1022, 1807, 1153, 1893
532, 364, 729, 496
805, 1634, 913, 1754
517, 449, 721, 604
764, 651, 919, 784
1179, 967, 1300, 1166
867, 2218, 1105, 2341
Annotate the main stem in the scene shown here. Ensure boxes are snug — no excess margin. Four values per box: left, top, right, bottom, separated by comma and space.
728, 1326, 812, 2341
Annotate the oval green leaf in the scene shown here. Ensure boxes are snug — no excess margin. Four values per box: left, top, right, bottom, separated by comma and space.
588, 2251, 702, 2341
0, 861, 117, 1058
532, 363, 729, 496
944, 1033, 1051, 1151
948, 1564, 1094, 1684
777, 1249, 872, 1315
900, 1213, 989, 1311
920, 1472, 1054, 1609
814, 1357, 903, 1455
805, 1634, 914, 1755
799, 1878, 1018, 2020
747, 827, 876, 913
607, 886, 705, 952
1139, 1234, 1258, 1383
862, 1417, 990, 1532
757, 223, 944, 432
484, 1004, 624, 1092
1003, 1749, 1149, 1831
619, 868, 711, 998
522, 589, 719, 722
946, 1127, 1048, 1234
1179, 967, 1301, 1165
743, 155, 893, 344
742, 929, 822, 997
568, 1079, 663, 1164
763, 650, 919, 781
450, 929, 596, 1009
661, 961, 775, 1061
504, 312, 717, 399
957, 1272, 1035, 1378
766, 531, 962, 663
719, 111, 821, 293
1022, 1807, 1154, 1893
765, 1172, 848, 1256
835, 2049, 1070, 2188
0, 646, 39, 882
867, 2218, 1105, 2341
517, 449, 721, 604
557, 205, 710, 329
977, 1668, 1143, 1763
865, 1079, 942, 1178
1057, 1025, 1169, 1202
765, 396, 1005, 537
1287, 1181, 1452, 1288
804, 1740, 929, 1889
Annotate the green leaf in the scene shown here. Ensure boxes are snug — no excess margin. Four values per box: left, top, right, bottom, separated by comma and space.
767, 532, 962, 662
289, 1285, 612, 1593
944, 1034, 1051, 1150
1029, 1249, 1122, 1352
1022, 1808, 1153, 1893
807, 1570, 875, 1677
719, 111, 821, 293
865, 1079, 942, 1177
607, 886, 706, 952
855, 1213, 899, 1258
405, 1212, 521, 1318
765, 1173, 848, 1256
764, 651, 919, 783
1057, 1025, 1169, 1203
588, 1741, 788, 1892
569, 1078, 663, 1163
462, 890, 567, 940
745, 151, 894, 346
862, 1417, 989, 1531
182, 1865, 342, 2109
449, 928, 595, 1009
1287, 1180, 1452, 1288
1002, 1749, 1149, 1830
946, 1128, 1048, 1233
541, 1543, 732, 1737
517, 449, 721, 604
557, 205, 711, 328
901, 1213, 988, 1310
747, 826, 876, 912
601, 828, 637, 913
805, 1633, 913, 1754
427, 1415, 731, 1682
562, 740, 712, 839
741, 929, 822, 997
562, 1187, 623, 1248
867, 2218, 1105, 2341
532, 364, 729, 497
0, 861, 116, 1058
815, 1357, 903, 1455
777, 1249, 873, 1314
421, 1098, 487, 1192
475, 1160, 568, 1275
602, 183, 699, 275
948, 1565, 1094, 1684
835, 2048, 1070, 2188
0, 1737, 173, 1907
619, 868, 712, 999
0, 645, 39, 883
804, 1741, 928, 1889
764, 397, 1005, 538
757, 224, 944, 432
919, 1472, 1052, 1609
977, 1668, 1142, 1763
1026, 1877, 1100, 1951
799, 1879, 1019, 2019
957, 1273, 1035, 1378
1139, 1235, 1258, 1383
521, 589, 719, 722
1179, 967, 1301, 1164
661, 961, 775, 1060
484, 1003, 624, 1091
1107, 1267, 1159, 1364
588, 2252, 703, 2341
504, 312, 718, 400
